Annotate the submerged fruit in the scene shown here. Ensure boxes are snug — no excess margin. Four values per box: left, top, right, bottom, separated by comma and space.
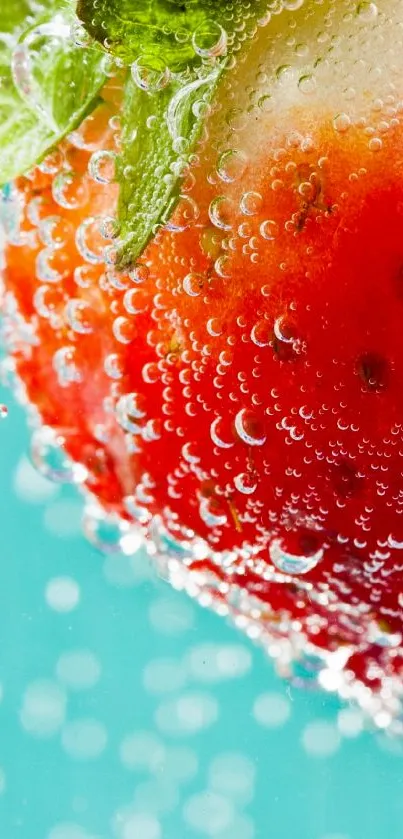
3, 0, 403, 730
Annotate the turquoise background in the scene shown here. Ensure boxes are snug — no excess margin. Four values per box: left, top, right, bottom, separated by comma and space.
0, 390, 402, 839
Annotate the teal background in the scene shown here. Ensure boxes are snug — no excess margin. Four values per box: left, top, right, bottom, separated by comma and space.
0, 390, 402, 839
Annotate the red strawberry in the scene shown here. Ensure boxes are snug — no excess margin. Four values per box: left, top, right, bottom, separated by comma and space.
3, 2, 403, 729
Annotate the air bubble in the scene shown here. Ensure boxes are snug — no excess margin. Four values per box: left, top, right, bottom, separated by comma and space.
38, 216, 73, 249
30, 426, 88, 484
35, 249, 69, 284
131, 54, 171, 92
65, 299, 94, 335
52, 346, 82, 387
104, 353, 124, 380
123, 288, 148, 314
199, 495, 228, 527
209, 197, 233, 231
165, 195, 199, 232
75, 216, 108, 263
240, 192, 262, 216
333, 113, 351, 133
357, 2, 378, 21
129, 263, 149, 284
83, 503, 142, 555
113, 316, 136, 345
234, 473, 257, 495
116, 393, 146, 434
268, 535, 325, 575
298, 74, 316, 95
217, 149, 247, 184
210, 416, 234, 449
183, 273, 205, 297
88, 150, 117, 184
192, 21, 227, 58
52, 171, 88, 210
235, 408, 266, 447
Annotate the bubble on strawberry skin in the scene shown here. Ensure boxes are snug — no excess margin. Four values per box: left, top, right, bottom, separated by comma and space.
268, 533, 325, 575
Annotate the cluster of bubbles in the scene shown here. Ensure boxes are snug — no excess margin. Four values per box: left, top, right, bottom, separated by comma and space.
2, 0, 403, 730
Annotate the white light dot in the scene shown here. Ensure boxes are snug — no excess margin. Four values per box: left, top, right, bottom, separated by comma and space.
155, 692, 219, 736
211, 814, 255, 839
121, 813, 161, 839
186, 644, 252, 683
20, 680, 66, 738
208, 752, 255, 805
337, 707, 364, 738
158, 746, 199, 784
61, 718, 107, 760
149, 596, 194, 635
133, 779, 179, 815
14, 455, 58, 503
48, 825, 89, 839
183, 791, 233, 836
56, 649, 101, 691
44, 499, 82, 538
252, 692, 291, 728
45, 576, 80, 612
119, 731, 165, 772
301, 720, 341, 757
143, 658, 187, 694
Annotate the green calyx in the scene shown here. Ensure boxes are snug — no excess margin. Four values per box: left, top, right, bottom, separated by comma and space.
76, 0, 270, 268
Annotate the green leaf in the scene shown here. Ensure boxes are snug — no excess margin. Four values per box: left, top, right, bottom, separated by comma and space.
116, 63, 222, 269
76, 0, 207, 70
0, 0, 107, 184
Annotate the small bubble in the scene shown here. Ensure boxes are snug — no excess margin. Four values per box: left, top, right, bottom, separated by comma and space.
183, 272, 205, 297
165, 196, 199, 232
357, 2, 378, 21
234, 473, 257, 495
209, 197, 233, 231
269, 532, 325, 575
192, 20, 227, 58
116, 392, 146, 433
234, 408, 266, 447
65, 299, 95, 335
298, 74, 316, 94
52, 346, 82, 387
260, 219, 278, 240
52, 171, 88, 210
240, 191, 262, 216
217, 149, 247, 184
104, 353, 124, 380
131, 54, 171, 92
129, 263, 149, 284
123, 288, 148, 314
88, 150, 117, 184
333, 113, 351, 133
75, 216, 107, 263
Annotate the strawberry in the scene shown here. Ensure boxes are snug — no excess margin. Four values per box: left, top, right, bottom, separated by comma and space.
3, 0, 403, 729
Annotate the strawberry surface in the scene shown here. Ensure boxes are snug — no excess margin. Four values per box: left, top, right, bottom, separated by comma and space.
3, 0, 403, 728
